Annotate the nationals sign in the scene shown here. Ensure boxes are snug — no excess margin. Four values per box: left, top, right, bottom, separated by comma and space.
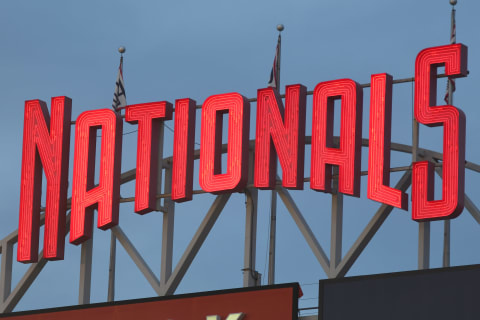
17, 44, 468, 263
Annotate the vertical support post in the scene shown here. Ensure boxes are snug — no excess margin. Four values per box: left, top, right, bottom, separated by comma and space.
443, 220, 450, 267
443, 6, 455, 266
244, 188, 259, 287
413, 94, 430, 269
267, 29, 281, 285
243, 151, 259, 287
107, 231, 116, 302
441, 150, 451, 267
418, 222, 430, 269
0, 241, 13, 304
267, 189, 277, 285
78, 218, 94, 304
442, 83, 454, 266
156, 122, 165, 211
160, 165, 175, 292
330, 167, 343, 277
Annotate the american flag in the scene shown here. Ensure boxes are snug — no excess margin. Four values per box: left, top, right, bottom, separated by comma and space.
444, 7, 456, 104
112, 57, 127, 112
268, 34, 281, 89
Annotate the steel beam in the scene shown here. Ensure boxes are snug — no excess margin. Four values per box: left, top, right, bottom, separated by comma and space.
443, 220, 451, 267
107, 231, 116, 302
160, 167, 175, 290
334, 171, 411, 277
0, 252, 47, 313
156, 122, 165, 211
78, 224, 94, 305
444, 11, 454, 268
268, 189, 277, 285
329, 167, 343, 277
0, 213, 71, 312
243, 188, 259, 287
0, 241, 13, 304
465, 194, 480, 225
111, 226, 161, 295
432, 160, 451, 268
0, 213, 47, 246
276, 186, 330, 276
162, 194, 231, 296
412, 112, 431, 270
417, 222, 430, 269
162, 137, 480, 175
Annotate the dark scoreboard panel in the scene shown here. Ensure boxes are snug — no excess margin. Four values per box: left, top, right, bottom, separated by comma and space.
319, 264, 480, 320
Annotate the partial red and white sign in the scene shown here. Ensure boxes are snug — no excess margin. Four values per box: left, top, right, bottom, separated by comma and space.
0, 284, 299, 320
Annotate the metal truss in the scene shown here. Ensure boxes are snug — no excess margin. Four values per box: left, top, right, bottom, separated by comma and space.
1, 77, 480, 320
1, 139, 479, 317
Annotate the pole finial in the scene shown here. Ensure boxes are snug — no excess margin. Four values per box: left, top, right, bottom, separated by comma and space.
118, 46, 126, 54
276, 24, 284, 32
450, 0, 457, 6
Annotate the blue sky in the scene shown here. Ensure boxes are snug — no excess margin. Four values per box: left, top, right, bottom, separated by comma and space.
1, 0, 480, 315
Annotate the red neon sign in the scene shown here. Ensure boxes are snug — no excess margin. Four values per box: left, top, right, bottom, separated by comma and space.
172, 98, 197, 202
412, 44, 468, 221
18, 97, 71, 263
367, 73, 408, 210
310, 79, 363, 196
254, 85, 307, 190
126, 101, 173, 213
199, 92, 250, 194
70, 109, 123, 245
16, 44, 469, 262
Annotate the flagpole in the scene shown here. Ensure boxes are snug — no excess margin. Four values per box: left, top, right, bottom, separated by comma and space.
276, 24, 283, 89
119, 47, 125, 98
268, 24, 283, 285
112, 46, 127, 113
119, 46, 125, 63
107, 46, 125, 302
443, 0, 457, 268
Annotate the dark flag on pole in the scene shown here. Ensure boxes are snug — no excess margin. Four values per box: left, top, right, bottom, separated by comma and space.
444, 6, 456, 104
112, 54, 127, 112
268, 33, 281, 89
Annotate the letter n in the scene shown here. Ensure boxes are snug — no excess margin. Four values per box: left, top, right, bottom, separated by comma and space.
254, 85, 306, 189
18, 97, 72, 263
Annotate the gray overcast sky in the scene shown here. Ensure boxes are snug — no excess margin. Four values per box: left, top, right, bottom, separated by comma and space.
1, 0, 480, 315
